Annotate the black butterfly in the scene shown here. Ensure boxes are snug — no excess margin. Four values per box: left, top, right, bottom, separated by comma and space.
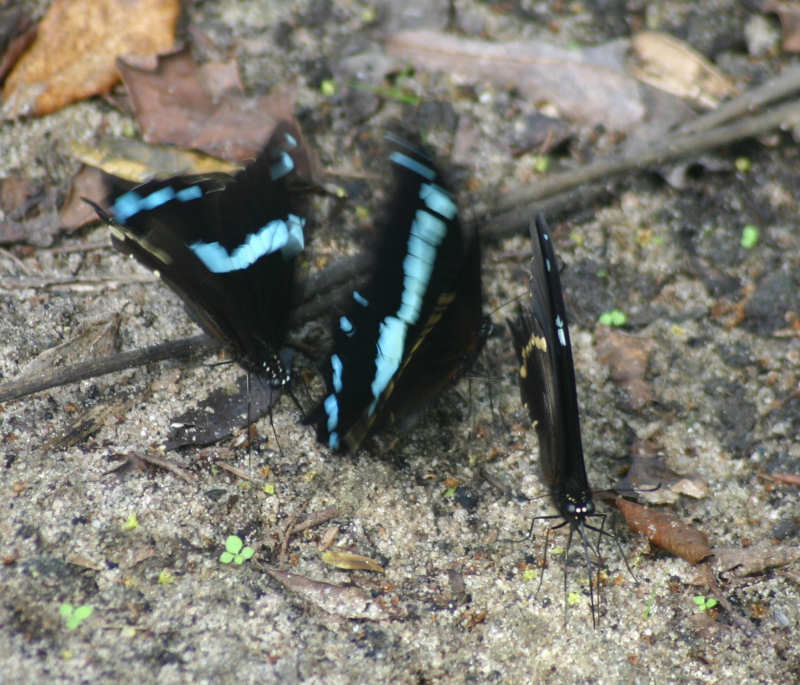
308, 135, 485, 452
86, 121, 311, 386
508, 215, 600, 625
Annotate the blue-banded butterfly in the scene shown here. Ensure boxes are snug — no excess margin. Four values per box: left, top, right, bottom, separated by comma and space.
308, 135, 485, 452
85, 121, 311, 386
508, 215, 602, 625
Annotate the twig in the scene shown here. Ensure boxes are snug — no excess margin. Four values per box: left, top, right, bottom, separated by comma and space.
0, 334, 217, 403
290, 506, 339, 534
490, 99, 800, 228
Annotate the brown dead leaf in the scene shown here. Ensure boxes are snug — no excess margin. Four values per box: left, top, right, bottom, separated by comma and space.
764, 1, 800, 52
625, 447, 710, 504
0, 9, 35, 83
595, 328, 655, 410
629, 31, 737, 108
0, 176, 61, 246
712, 543, 800, 576
117, 46, 297, 162
60, 166, 110, 231
321, 549, 384, 573
2, 0, 179, 118
265, 567, 404, 620
615, 497, 711, 564
386, 30, 645, 132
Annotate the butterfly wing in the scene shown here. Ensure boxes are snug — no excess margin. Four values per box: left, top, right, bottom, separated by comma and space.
103, 121, 311, 383
509, 216, 592, 516
310, 137, 483, 451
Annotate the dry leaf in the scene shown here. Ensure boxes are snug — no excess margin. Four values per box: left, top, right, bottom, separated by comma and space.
117, 46, 298, 162
386, 30, 645, 132
629, 31, 736, 108
764, 1, 800, 52
321, 549, 384, 573
68, 138, 240, 184
0, 176, 60, 245
60, 166, 109, 231
2, 0, 179, 118
266, 568, 403, 620
625, 448, 710, 504
0, 9, 36, 83
595, 329, 655, 410
713, 543, 800, 576
615, 497, 711, 564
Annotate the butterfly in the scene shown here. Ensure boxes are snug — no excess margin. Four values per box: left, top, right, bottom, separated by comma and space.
308, 134, 486, 452
508, 215, 601, 625
86, 121, 311, 386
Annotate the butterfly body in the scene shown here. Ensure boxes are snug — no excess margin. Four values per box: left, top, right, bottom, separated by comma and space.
509, 216, 594, 521
509, 215, 599, 625
309, 136, 484, 452
93, 121, 311, 385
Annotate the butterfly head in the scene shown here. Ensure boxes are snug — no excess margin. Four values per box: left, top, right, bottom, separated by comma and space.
559, 489, 595, 522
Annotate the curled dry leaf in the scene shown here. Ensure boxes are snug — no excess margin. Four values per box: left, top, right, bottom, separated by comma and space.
615, 497, 711, 564
266, 568, 403, 620
629, 31, 737, 109
2, 0, 179, 118
321, 549, 384, 573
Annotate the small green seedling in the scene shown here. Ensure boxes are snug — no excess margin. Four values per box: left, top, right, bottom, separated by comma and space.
123, 513, 139, 531
59, 603, 93, 630
320, 79, 337, 96
220, 535, 254, 565
531, 155, 550, 173
157, 569, 175, 585
442, 486, 457, 499
522, 568, 537, 582
693, 595, 717, 612
740, 225, 759, 249
598, 310, 628, 327
567, 591, 582, 607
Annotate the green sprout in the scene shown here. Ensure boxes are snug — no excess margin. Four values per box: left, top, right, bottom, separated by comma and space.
320, 79, 337, 96
734, 156, 751, 172
567, 591, 582, 606
598, 309, 628, 327
59, 603, 93, 630
693, 595, 718, 612
345, 81, 420, 105
220, 535, 254, 565
522, 568, 537, 581
262, 482, 275, 495
123, 513, 139, 531
531, 155, 550, 173
442, 487, 457, 499
158, 569, 175, 585
740, 225, 759, 249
